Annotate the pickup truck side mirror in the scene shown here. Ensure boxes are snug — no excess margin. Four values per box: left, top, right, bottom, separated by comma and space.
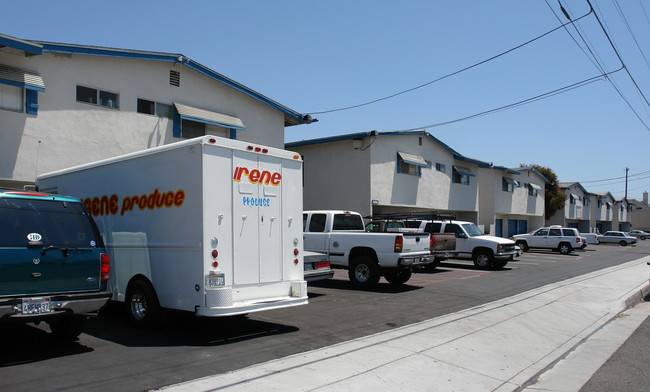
456, 233, 468, 239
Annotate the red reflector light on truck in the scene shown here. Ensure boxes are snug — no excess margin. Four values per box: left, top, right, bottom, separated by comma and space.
100, 253, 110, 282
430, 235, 435, 252
394, 235, 403, 253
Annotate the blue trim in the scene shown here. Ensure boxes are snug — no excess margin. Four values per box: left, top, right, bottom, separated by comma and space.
25, 89, 38, 115
37, 42, 308, 124
0, 78, 45, 92
230, 128, 237, 140
453, 166, 476, 177
286, 129, 491, 167
0, 34, 42, 55
173, 108, 181, 138
516, 167, 550, 184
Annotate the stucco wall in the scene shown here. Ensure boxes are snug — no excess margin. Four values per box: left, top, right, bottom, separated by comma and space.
370, 134, 478, 213
1, 51, 285, 184
293, 140, 371, 216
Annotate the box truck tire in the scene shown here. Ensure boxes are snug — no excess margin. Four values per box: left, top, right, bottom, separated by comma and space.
126, 278, 164, 329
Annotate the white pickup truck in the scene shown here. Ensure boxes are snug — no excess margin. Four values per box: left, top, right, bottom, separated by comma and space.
435, 220, 517, 269
303, 211, 435, 288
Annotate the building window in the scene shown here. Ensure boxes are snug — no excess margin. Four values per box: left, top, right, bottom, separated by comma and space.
435, 163, 446, 173
502, 177, 515, 193
396, 152, 426, 177
0, 83, 23, 111
137, 98, 172, 118
181, 119, 206, 139
453, 167, 470, 185
399, 160, 420, 176
418, 137, 422, 146
528, 185, 538, 197
76, 85, 119, 109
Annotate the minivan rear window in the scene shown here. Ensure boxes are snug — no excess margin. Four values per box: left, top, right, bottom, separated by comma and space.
0, 198, 104, 248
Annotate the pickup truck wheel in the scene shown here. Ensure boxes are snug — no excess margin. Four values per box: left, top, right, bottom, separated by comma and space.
47, 315, 85, 341
558, 243, 572, 255
384, 268, 412, 285
348, 256, 380, 288
473, 250, 493, 269
515, 240, 528, 252
619, 240, 627, 246
492, 261, 508, 269
126, 279, 164, 328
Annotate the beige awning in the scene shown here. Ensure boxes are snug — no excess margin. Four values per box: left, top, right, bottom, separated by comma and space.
174, 102, 245, 130
0, 63, 44, 91
397, 152, 428, 167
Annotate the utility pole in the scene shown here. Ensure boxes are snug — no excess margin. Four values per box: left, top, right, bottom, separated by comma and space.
625, 167, 629, 199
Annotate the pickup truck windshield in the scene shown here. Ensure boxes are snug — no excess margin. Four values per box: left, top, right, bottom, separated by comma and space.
462, 223, 485, 237
333, 214, 365, 231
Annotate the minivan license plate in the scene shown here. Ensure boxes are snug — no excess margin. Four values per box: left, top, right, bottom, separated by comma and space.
22, 298, 51, 314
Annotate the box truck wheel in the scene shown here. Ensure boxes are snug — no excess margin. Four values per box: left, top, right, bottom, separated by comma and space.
126, 278, 163, 328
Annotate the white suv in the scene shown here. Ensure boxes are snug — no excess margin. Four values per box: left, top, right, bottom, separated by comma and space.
511, 226, 583, 255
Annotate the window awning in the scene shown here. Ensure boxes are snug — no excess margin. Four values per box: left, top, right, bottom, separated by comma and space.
0, 64, 44, 91
453, 166, 475, 177
571, 194, 580, 201
529, 183, 542, 191
503, 177, 517, 185
397, 152, 428, 167
174, 102, 245, 130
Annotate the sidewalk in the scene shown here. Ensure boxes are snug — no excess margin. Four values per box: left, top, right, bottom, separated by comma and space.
155, 257, 650, 392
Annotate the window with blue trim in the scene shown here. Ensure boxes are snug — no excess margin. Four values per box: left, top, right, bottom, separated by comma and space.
0, 83, 23, 112
397, 158, 421, 177
453, 167, 470, 185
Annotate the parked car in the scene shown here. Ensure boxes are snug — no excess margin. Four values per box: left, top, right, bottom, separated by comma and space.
581, 233, 600, 245
511, 226, 583, 255
391, 219, 457, 269
303, 251, 334, 283
434, 220, 516, 269
597, 231, 638, 246
0, 189, 111, 340
628, 230, 648, 240
303, 210, 435, 288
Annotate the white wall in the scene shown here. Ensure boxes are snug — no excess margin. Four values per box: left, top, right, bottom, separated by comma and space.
1, 51, 286, 184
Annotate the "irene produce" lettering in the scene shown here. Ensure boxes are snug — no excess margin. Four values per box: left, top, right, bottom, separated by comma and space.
233, 167, 281, 186
83, 188, 185, 217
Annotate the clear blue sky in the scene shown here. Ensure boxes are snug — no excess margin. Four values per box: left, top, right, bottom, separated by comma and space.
4, 0, 649, 198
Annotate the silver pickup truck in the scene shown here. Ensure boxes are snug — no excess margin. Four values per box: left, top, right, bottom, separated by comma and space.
303, 211, 435, 288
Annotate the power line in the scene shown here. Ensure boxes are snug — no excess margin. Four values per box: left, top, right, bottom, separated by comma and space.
399, 66, 622, 131
613, 0, 650, 70
581, 169, 650, 183
306, 6, 594, 115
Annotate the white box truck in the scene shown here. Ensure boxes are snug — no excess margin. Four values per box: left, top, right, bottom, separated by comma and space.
36, 136, 307, 327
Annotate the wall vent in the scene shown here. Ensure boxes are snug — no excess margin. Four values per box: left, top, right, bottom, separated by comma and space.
170, 70, 180, 87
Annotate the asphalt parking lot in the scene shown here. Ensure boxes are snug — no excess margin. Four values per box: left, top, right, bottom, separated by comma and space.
1, 240, 648, 392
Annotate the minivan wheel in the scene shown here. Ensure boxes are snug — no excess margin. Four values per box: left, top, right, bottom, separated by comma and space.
125, 279, 163, 328
515, 240, 528, 252
558, 243, 572, 255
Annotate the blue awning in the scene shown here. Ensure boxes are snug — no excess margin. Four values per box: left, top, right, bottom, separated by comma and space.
397, 152, 428, 167
503, 177, 517, 185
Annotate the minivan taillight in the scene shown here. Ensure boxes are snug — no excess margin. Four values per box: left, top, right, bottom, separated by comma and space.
394, 235, 403, 253
100, 253, 110, 282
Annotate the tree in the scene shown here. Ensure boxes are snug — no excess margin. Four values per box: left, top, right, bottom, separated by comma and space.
523, 164, 566, 220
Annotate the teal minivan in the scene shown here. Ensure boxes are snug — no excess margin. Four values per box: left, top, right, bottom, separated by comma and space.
0, 190, 111, 340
